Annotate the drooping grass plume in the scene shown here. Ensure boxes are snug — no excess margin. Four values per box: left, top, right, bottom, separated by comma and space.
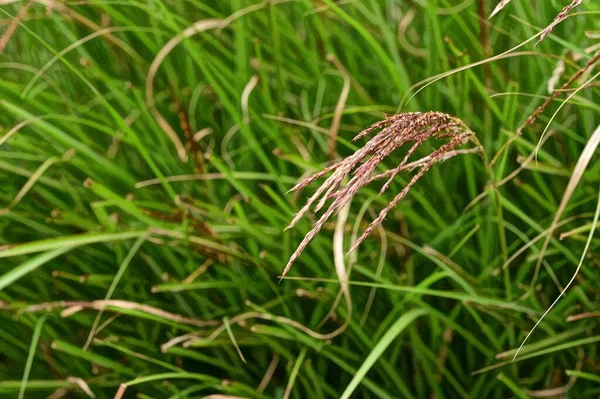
283, 112, 479, 278
1, 1, 600, 397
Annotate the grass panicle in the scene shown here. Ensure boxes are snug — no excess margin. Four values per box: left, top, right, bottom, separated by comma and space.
0, 1, 599, 398
283, 112, 478, 278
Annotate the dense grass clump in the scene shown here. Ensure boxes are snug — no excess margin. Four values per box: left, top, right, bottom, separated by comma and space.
0, 1, 599, 398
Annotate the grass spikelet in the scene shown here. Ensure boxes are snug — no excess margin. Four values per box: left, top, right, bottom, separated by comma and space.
538, 0, 583, 44
490, 0, 512, 18
282, 112, 478, 278
490, 0, 583, 44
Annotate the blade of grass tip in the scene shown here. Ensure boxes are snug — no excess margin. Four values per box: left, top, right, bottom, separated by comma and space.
83, 234, 147, 350
95, 339, 183, 373
0, 246, 72, 291
3, 152, 68, 212
497, 373, 530, 399
513, 181, 600, 361
489, 0, 512, 18
66, 377, 95, 398
18, 315, 47, 399
565, 370, 600, 383
340, 309, 426, 399
223, 317, 246, 363
241, 75, 259, 125
52, 340, 134, 376
531, 122, 600, 289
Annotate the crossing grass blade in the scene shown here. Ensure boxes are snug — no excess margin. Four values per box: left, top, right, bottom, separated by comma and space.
340, 309, 426, 399
0, 1, 599, 398
18, 315, 47, 399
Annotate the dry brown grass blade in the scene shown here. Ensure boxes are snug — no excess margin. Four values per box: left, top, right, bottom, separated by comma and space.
169, 307, 356, 350
282, 112, 476, 278
547, 58, 566, 93
317, 197, 377, 329
398, 8, 428, 58
257, 354, 279, 393
567, 312, 600, 322
12, 299, 221, 327
66, 377, 95, 399
331, 202, 352, 333
241, 75, 259, 125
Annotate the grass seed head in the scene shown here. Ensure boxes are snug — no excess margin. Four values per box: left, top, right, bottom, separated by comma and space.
282, 112, 477, 279
538, 0, 584, 44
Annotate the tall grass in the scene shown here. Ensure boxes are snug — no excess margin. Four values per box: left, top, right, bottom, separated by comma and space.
0, 1, 599, 398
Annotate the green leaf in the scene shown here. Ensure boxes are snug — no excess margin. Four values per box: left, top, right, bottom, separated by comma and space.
340, 309, 426, 399
0, 247, 72, 291
19, 315, 47, 399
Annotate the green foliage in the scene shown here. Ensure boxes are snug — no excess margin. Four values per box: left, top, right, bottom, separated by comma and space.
0, 1, 599, 398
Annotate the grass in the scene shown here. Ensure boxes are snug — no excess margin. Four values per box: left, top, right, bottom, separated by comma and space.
0, 0, 599, 398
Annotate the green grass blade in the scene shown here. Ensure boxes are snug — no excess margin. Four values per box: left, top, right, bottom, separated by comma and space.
0, 231, 146, 259
0, 247, 72, 291
340, 309, 426, 399
18, 315, 47, 399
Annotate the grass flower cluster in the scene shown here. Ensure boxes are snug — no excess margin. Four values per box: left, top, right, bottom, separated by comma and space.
0, 1, 599, 398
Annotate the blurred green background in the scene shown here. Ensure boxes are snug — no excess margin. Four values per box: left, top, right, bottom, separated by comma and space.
1, 0, 599, 398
